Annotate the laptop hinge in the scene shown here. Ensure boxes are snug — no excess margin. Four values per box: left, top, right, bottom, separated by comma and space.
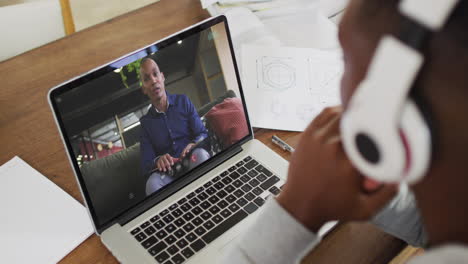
116, 144, 244, 227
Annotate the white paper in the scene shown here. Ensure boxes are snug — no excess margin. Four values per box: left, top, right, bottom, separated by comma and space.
260, 5, 341, 49
225, 7, 280, 46
318, 0, 350, 17
225, 7, 281, 73
219, 0, 272, 4
242, 45, 343, 131
201, 0, 219, 8
0, 157, 93, 264
208, 0, 311, 16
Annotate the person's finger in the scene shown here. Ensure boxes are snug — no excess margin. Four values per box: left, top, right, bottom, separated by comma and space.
311, 106, 338, 126
336, 145, 383, 194
321, 114, 341, 140
161, 158, 167, 172
159, 156, 167, 172
358, 184, 398, 217
157, 160, 162, 171
311, 106, 342, 129
163, 155, 172, 171
160, 158, 166, 172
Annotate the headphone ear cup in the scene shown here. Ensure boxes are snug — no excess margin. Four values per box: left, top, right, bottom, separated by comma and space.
340, 99, 431, 184
399, 99, 432, 183
341, 104, 407, 183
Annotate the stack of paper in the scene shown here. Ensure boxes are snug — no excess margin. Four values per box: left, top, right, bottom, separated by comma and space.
203, 0, 346, 131
206, 0, 314, 17
0, 157, 93, 264
203, 0, 349, 18
225, 7, 281, 74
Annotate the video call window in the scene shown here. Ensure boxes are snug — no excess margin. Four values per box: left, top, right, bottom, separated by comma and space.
53, 22, 249, 225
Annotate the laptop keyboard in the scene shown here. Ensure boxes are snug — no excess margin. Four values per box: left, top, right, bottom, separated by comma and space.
129, 156, 284, 264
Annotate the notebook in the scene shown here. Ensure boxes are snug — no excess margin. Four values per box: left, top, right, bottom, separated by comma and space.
0, 156, 93, 263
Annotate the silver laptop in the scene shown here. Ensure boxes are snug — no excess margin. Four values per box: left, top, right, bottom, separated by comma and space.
48, 15, 288, 264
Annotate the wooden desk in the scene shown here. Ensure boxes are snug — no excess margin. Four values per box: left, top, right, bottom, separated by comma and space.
0, 0, 408, 263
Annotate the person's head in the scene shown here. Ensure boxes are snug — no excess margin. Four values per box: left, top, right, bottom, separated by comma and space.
140, 58, 166, 103
340, 0, 468, 246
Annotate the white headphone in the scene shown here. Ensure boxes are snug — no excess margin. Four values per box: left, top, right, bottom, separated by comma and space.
341, 0, 460, 184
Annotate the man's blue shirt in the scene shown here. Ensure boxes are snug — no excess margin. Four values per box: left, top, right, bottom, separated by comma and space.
139, 93, 208, 176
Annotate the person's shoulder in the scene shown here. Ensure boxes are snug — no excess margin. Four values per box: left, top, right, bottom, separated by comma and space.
171, 94, 192, 105
139, 106, 154, 122
171, 93, 189, 100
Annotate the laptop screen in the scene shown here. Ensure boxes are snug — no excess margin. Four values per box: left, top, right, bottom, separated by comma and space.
49, 16, 252, 231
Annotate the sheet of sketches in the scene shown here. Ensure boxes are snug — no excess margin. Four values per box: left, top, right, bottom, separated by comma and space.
242, 45, 343, 131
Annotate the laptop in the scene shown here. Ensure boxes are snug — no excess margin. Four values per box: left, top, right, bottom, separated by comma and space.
48, 15, 288, 263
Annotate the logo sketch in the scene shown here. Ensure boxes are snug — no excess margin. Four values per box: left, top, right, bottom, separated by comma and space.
257, 56, 296, 91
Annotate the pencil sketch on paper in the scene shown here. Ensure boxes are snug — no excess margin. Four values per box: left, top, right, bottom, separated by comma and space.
307, 56, 342, 94
296, 104, 317, 121
242, 44, 344, 131
307, 56, 343, 107
270, 99, 288, 119
256, 56, 296, 91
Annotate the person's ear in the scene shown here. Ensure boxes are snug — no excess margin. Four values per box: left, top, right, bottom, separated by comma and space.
161, 72, 165, 82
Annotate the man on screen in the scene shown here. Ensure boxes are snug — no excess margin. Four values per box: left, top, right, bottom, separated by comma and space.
139, 58, 210, 195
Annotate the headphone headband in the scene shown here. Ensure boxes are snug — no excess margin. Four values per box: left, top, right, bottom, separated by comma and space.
400, 0, 460, 30
340, 0, 460, 183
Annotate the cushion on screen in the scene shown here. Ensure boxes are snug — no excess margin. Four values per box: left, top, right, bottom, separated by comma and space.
205, 97, 249, 147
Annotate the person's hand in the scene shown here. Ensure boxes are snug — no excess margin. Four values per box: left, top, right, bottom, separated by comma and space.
181, 143, 196, 158
156, 153, 175, 172
277, 106, 398, 232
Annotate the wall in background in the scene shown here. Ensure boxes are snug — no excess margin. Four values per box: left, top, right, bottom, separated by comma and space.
0, 0, 162, 61
70, 0, 160, 31
0, 0, 65, 61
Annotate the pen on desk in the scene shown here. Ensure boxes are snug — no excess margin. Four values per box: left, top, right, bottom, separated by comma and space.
272, 135, 295, 153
